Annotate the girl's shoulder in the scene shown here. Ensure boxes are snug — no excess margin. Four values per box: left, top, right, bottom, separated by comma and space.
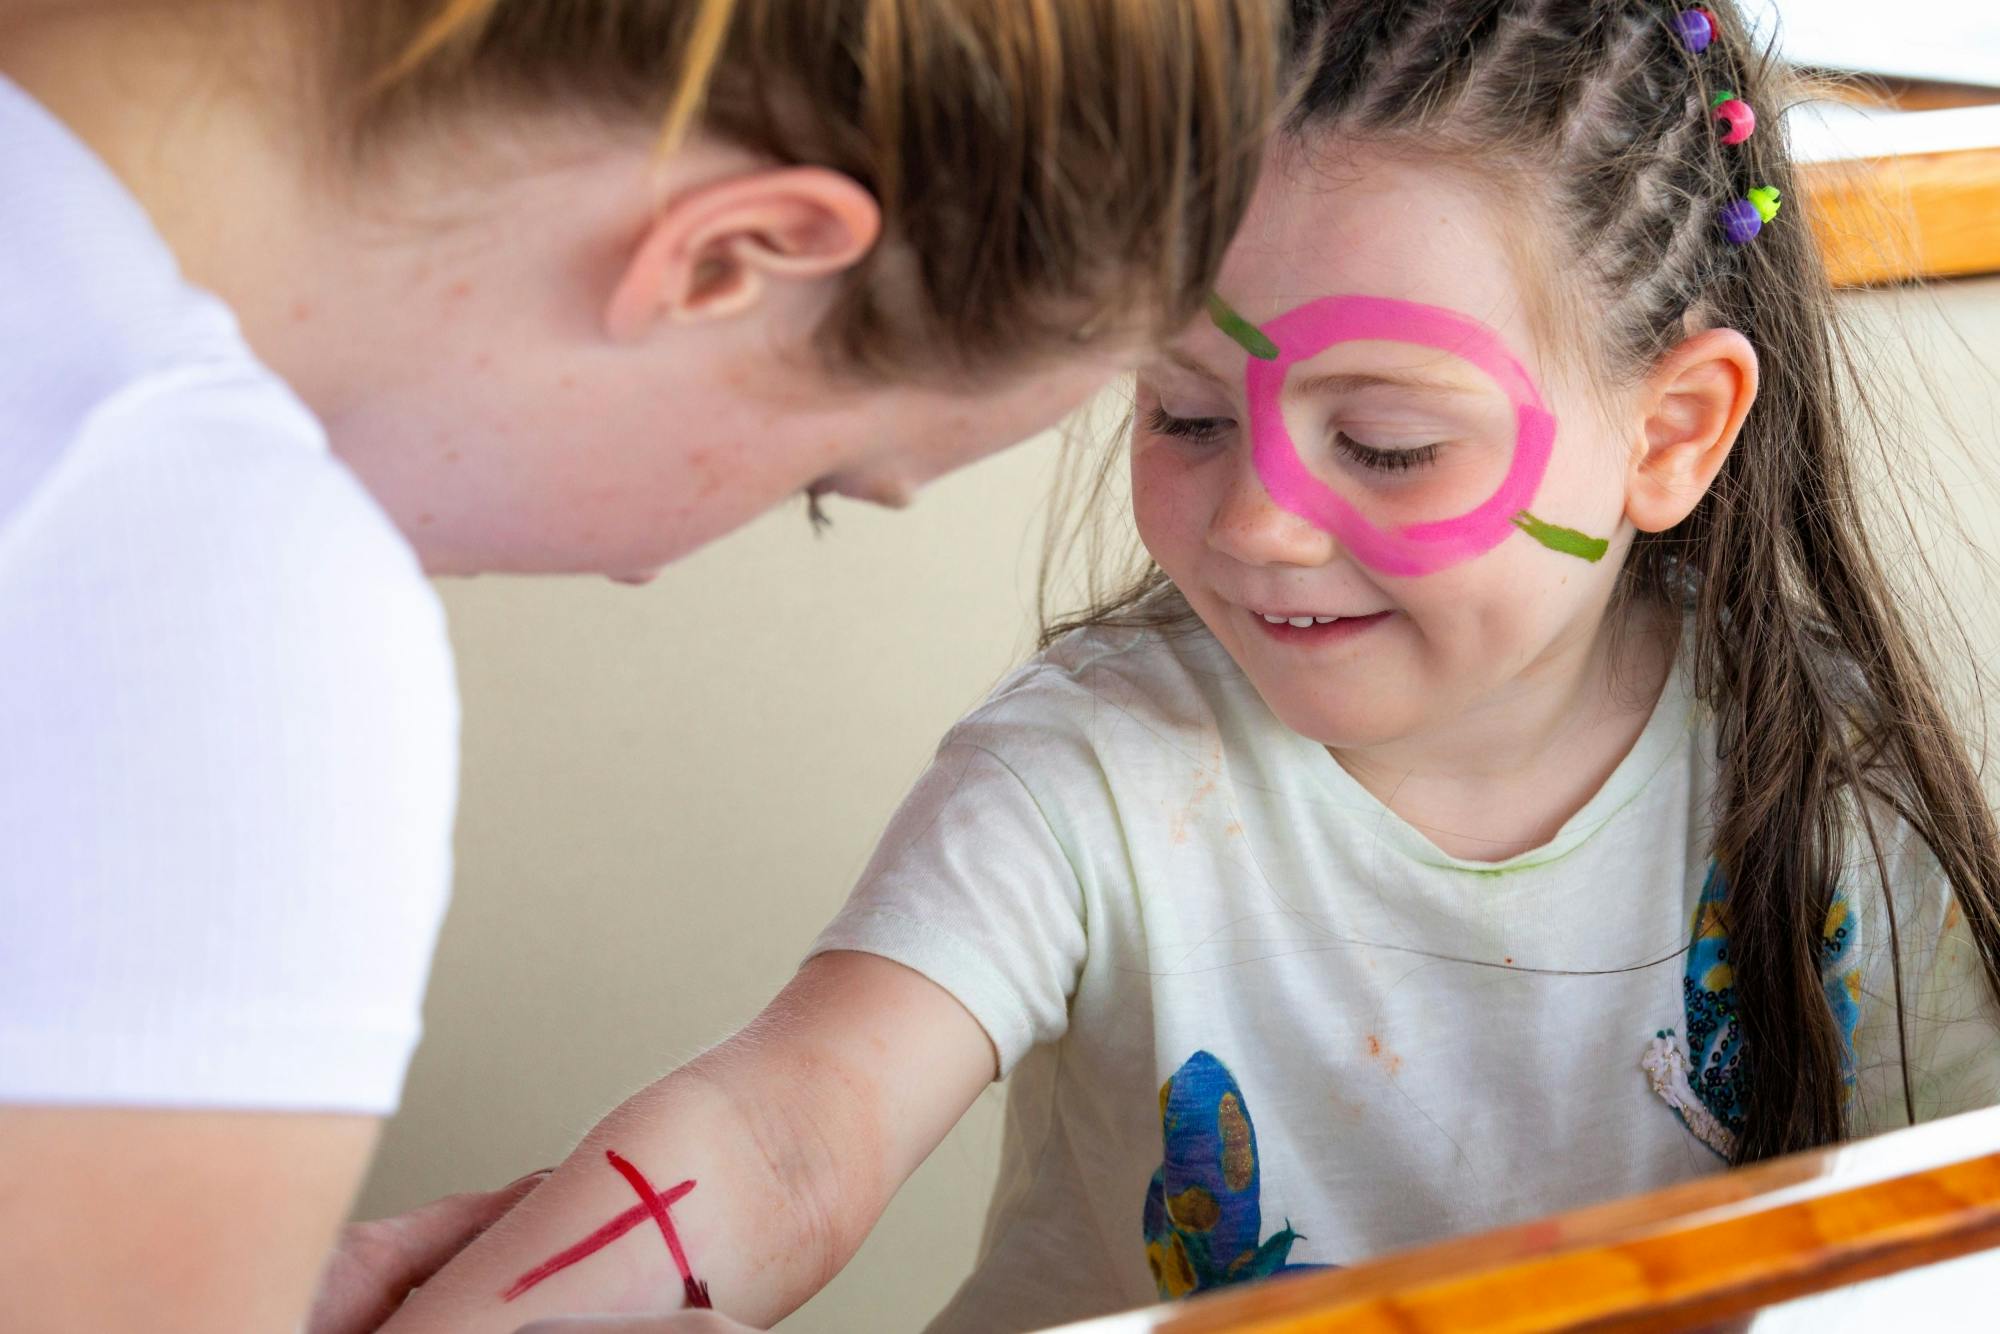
954, 614, 1253, 756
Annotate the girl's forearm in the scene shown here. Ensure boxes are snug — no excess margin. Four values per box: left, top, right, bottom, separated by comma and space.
379, 953, 995, 1332
380, 1047, 887, 1331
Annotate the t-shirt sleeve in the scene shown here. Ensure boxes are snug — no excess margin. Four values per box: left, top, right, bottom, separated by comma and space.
1849, 823, 2000, 1131
0, 368, 459, 1114
808, 719, 1091, 1078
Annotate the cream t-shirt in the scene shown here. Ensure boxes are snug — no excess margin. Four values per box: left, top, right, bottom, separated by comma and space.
813, 620, 2000, 1333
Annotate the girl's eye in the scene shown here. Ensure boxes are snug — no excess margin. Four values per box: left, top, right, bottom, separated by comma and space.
1145, 404, 1234, 443
1333, 432, 1441, 473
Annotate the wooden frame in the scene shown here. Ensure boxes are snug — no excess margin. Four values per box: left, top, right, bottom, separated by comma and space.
1806, 146, 2000, 286
1798, 77, 2000, 287
1040, 1106, 2000, 1333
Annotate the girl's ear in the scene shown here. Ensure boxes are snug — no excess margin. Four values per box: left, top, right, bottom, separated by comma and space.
1625, 327, 1759, 532
604, 167, 881, 341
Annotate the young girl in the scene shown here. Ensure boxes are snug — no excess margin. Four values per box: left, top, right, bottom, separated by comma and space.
384, 2, 2000, 1329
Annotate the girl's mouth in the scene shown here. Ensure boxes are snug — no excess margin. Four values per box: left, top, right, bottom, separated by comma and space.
1248, 609, 1392, 645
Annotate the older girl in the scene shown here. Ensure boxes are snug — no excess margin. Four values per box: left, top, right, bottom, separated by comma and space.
0, 2, 1285, 1330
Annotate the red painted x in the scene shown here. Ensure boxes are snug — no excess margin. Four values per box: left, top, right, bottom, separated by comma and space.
502, 1150, 712, 1309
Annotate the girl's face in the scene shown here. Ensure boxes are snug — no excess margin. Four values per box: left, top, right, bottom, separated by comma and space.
1132, 150, 1639, 752
254, 135, 1134, 580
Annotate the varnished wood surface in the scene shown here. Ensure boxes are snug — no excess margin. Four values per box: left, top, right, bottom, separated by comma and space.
1048, 1106, 2000, 1334
1789, 65, 2000, 287
1804, 146, 2000, 287
1807, 75, 2000, 114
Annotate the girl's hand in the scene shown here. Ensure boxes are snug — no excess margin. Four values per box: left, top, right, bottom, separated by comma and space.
310, 1171, 552, 1334
516, 1317, 762, 1333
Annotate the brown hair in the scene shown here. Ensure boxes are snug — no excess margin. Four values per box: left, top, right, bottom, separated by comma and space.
1044, 0, 2000, 1164
319, 0, 1287, 383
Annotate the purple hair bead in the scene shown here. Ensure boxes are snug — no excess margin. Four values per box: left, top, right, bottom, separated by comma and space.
1676, 9, 1715, 52
1719, 197, 1762, 245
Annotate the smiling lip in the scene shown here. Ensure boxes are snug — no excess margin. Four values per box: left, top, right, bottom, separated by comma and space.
1248, 608, 1391, 644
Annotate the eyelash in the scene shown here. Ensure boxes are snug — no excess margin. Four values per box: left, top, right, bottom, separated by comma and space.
1333, 433, 1441, 473
1146, 406, 1441, 474
1145, 405, 1231, 443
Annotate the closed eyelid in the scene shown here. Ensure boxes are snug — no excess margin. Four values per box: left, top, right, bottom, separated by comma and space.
1140, 377, 1234, 420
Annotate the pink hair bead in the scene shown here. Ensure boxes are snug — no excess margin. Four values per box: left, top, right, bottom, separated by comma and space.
1713, 96, 1756, 144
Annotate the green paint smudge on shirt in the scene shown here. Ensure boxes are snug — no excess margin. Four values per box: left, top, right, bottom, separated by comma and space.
1512, 511, 1609, 563
1206, 293, 1279, 361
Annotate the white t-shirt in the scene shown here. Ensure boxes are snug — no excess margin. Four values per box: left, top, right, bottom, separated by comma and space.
0, 77, 458, 1113
812, 618, 2000, 1333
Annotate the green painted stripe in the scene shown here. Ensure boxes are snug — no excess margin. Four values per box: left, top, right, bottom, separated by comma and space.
1512, 511, 1609, 563
1206, 293, 1279, 361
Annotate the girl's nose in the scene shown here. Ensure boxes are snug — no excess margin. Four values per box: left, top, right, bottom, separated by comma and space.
1206, 453, 1335, 568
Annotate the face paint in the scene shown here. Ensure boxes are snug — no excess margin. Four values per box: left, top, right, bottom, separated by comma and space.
1205, 293, 1279, 361
1233, 294, 1608, 575
1512, 511, 1609, 562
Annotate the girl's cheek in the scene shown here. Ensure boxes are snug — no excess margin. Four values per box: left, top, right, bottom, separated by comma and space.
1130, 445, 1203, 547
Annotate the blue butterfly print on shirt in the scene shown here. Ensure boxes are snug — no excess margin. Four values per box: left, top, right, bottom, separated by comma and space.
1648, 863, 1864, 1158
1142, 1049, 1329, 1300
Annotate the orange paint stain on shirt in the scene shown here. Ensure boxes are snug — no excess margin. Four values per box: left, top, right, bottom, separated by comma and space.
1366, 1034, 1403, 1075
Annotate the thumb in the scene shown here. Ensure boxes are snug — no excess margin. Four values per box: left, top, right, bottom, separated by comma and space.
311, 1170, 553, 1334
388, 1168, 554, 1271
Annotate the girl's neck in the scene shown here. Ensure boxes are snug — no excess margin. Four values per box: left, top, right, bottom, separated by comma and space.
1331, 601, 1682, 863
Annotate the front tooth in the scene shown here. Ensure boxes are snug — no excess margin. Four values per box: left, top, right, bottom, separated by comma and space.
1288, 616, 1314, 628
1262, 614, 1287, 624
1314, 616, 1336, 624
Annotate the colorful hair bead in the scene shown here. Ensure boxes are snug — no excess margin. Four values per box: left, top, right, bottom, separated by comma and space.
1720, 186, 1782, 245
1704, 92, 1752, 145
1675, 8, 1714, 52
1719, 198, 1761, 245
1711, 92, 1756, 144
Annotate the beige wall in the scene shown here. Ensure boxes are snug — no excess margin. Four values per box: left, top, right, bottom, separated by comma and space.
359, 429, 1072, 1332
357, 277, 2000, 1333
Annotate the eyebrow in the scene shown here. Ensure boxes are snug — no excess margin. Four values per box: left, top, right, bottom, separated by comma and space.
1159, 353, 1486, 400
1160, 351, 1229, 385
1291, 370, 1484, 399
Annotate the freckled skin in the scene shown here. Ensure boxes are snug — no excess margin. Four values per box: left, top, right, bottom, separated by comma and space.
284, 143, 1137, 581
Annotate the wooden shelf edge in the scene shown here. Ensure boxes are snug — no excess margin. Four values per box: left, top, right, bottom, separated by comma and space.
1100, 1108, 2000, 1334
1803, 145, 2000, 288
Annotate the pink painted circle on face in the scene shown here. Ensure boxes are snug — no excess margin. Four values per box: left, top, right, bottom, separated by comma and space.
1244, 294, 1557, 578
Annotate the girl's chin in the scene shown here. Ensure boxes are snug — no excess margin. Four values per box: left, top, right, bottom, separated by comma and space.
1258, 693, 1418, 752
